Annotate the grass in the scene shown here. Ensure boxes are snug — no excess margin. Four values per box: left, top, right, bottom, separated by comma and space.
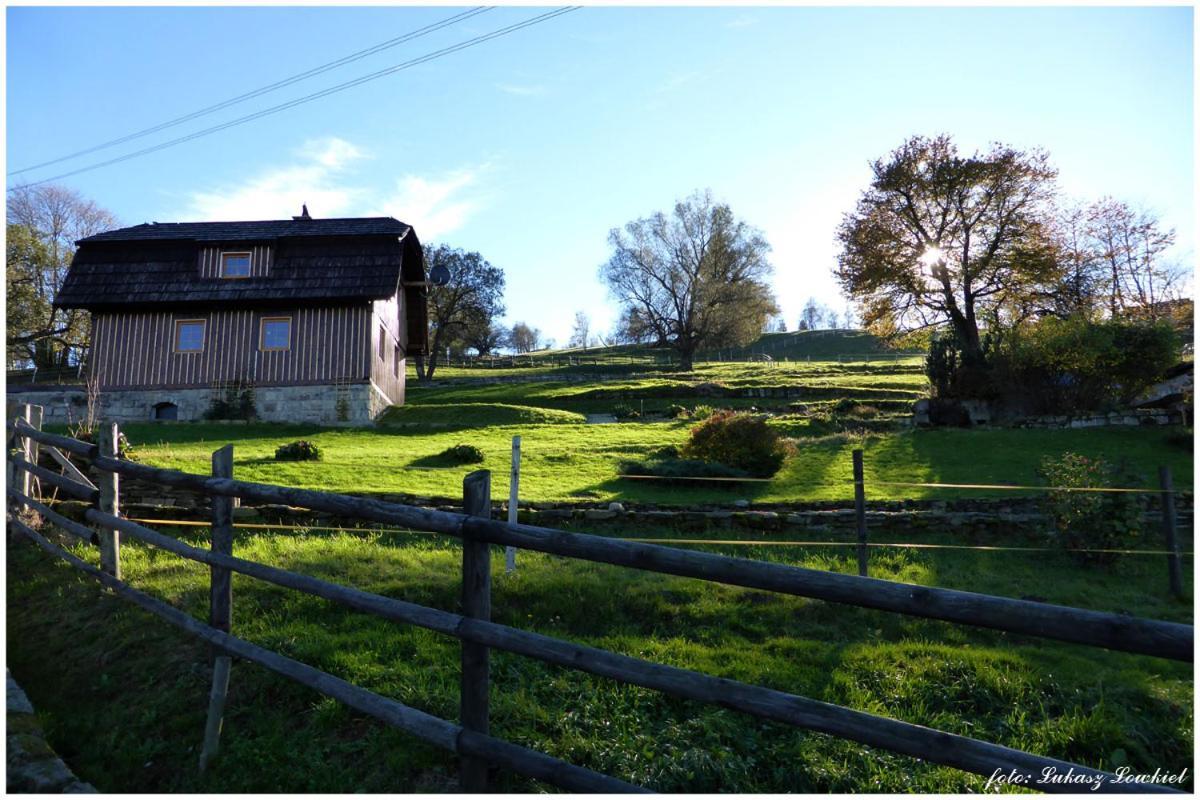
378, 403, 586, 427
7, 519, 1192, 793
112, 422, 1193, 505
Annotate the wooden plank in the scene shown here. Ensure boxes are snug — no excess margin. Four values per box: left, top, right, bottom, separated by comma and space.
8, 456, 99, 503
200, 445, 235, 771
11, 519, 644, 795
853, 449, 868, 577
8, 489, 98, 545
8, 422, 99, 458
506, 436, 520, 573
82, 452, 1194, 661
460, 470, 492, 792
1159, 466, 1184, 599
97, 423, 121, 580
27, 405, 43, 499
79, 509, 1172, 794
46, 446, 97, 489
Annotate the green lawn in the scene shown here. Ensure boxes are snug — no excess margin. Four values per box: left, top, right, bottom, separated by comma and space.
114, 421, 1192, 505
7, 518, 1193, 793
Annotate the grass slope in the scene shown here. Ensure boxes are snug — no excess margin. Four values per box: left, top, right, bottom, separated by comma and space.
114, 422, 1193, 504
7, 522, 1192, 793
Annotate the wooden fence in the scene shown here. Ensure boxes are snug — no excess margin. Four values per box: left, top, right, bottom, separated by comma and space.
5, 413, 1193, 793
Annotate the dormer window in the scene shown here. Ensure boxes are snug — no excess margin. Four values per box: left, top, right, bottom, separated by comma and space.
221, 251, 251, 278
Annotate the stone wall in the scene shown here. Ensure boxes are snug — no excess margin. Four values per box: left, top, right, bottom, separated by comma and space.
913, 398, 1185, 428
7, 381, 391, 426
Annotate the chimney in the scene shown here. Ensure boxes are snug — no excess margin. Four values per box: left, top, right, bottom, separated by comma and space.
292, 204, 311, 221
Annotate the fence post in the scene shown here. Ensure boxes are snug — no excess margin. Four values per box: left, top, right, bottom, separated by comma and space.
97, 422, 121, 580
460, 470, 492, 791
506, 437, 521, 574
25, 405, 43, 500
200, 445, 235, 771
1158, 466, 1183, 599
853, 449, 868, 577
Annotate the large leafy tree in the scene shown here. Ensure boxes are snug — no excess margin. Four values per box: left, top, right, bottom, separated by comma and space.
7, 184, 117, 368
836, 135, 1060, 365
415, 244, 505, 381
600, 189, 778, 370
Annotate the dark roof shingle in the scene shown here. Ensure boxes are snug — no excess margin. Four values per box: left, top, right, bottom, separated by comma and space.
56, 217, 423, 310
77, 216, 411, 243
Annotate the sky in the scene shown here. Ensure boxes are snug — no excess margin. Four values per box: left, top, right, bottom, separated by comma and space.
5, 4, 1194, 346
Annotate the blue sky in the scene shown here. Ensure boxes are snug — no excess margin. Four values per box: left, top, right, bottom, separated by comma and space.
6, 5, 1194, 345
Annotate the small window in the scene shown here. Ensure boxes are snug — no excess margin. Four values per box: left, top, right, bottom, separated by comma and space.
153, 402, 179, 420
260, 317, 291, 351
378, 324, 387, 361
174, 320, 206, 352
221, 251, 251, 278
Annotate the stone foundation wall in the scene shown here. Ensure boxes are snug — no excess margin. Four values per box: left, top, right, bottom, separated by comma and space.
7, 382, 389, 426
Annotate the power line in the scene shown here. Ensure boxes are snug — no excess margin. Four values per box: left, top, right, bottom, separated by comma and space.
16, 7, 580, 188
9, 7, 495, 177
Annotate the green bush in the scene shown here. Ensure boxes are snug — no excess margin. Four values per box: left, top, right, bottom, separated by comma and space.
440, 444, 485, 464
680, 410, 791, 477
1038, 452, 1144, 565
612, 403, 641, 420
617, 457, 752, 482
667, 404, 690, 419
204, 383, 257, 421
274, 440, 321, 462
1005, 316, 1178, 414
691, 404, 716, 420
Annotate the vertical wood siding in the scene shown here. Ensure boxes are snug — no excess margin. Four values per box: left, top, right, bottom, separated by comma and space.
370, 295, 405, 405
197, 245, 273, 278
90, 305, 373, 389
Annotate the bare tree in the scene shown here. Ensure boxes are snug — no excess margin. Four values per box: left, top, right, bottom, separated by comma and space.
509, 322, 541, 353
1087, 198, 1180, 319
7, 184, 117, 367
600, 189, 778, 370
569, 311, 591, 350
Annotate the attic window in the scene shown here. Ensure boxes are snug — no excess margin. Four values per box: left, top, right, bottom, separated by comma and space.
221, 251, 251, 278
260, 317, 292, 351
174, 320, 206, 353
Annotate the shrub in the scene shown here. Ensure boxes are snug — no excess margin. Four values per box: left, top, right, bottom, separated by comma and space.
667, 404, 690, 419
440, 444, 485, 464
617, 457, 752, 483
612, 403, 641, 420
204, 383, 257, 421
649, 444, 680, 459
690, 404, 716, 420
680, 410, 791, 477
1038, 452, 1144, 565
274, 441, 321, 462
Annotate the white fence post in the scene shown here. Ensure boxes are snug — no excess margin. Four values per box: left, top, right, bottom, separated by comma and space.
506, 435, 521, 573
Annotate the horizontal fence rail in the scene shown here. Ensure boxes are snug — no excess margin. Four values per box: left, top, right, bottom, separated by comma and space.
6, 416, 1193, 793
66, 508, 1171, 792
7, 425, 1182, 662
8, 519, 643, 794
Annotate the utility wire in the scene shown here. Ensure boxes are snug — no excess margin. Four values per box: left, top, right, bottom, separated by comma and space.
9, 6, 494, 177
17, 7, 580, 187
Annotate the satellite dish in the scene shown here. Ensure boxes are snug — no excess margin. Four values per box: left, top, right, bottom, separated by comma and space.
429, 263, 451, 287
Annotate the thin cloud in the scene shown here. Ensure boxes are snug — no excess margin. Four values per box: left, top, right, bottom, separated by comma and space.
177, 137, 486, 239
725, 15, 757, 29
370, 166, 487, 241
183, 137, 368, 220
496, 83, 546, 97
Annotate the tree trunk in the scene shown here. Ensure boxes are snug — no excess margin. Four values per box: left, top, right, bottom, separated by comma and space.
676, 340, 696, 371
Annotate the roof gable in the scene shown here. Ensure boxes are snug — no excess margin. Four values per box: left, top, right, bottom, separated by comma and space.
77, 216, 411, 243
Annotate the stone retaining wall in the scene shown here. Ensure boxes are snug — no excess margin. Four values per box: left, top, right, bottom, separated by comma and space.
7, 381, 385, 426
7, 670, 95, 793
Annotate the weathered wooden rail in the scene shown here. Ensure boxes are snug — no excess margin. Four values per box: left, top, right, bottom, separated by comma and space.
5, 414, 1193, 793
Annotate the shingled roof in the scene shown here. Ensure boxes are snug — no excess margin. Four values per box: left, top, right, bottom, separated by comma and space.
56, 217, 424, 310
77, 216, 411, 243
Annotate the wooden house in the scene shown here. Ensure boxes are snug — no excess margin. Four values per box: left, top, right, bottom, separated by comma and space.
49, 212, 428, 424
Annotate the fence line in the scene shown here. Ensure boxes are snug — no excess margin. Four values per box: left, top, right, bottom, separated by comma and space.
6, 413, 1193, 793
116, 518, 1195, 557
